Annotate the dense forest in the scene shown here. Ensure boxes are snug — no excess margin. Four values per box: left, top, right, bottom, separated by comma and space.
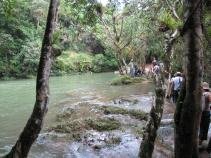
0, 0, 211, 158
1, 0, 210, 81
2, 0, 208, 79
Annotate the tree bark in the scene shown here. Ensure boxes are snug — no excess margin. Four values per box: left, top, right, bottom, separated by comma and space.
139, 78, 165, 158
174, 0, 203, 157
3, 0, 59, 157
163, 29, 179, 74
204, 1, 211, 84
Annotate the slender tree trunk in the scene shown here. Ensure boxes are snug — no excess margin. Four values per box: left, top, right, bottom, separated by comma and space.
139, 77, 165, 158
163, 29, 179, 74
3, 0, 59, 157
174, 0, 203, 157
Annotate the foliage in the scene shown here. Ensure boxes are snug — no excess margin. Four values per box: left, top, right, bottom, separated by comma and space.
158, 11, 182, 30
52, 51, 118, 75
52, 51, 92, 75
204, 8, 211, 83
0, 0, 111, 79
92, 53, 118, 72
0, 0, 209, 81
170, 39, 184, 73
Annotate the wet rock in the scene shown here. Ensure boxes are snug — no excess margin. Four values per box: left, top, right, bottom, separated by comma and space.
110, 76, 148, 86
109, 95, 153, 112
44, 93, 153, 157
101, 106, 148, 121
157, 127, 174, 139
66, 131, 140, 158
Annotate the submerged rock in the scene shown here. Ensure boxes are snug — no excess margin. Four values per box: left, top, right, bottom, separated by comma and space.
110, 75, 146, 86
101, 106, 148, 121
45, 93, 153, 158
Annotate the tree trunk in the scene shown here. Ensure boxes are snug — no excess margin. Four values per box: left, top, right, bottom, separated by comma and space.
139, 78, 165, 158
204, 1, 211, 84
3, 0, 59, 157
174, 0, 203, 157
163, 29, 179, 74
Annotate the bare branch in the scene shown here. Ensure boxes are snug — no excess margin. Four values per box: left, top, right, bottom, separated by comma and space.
118, 17, 124, 39
165, 0, 181, 20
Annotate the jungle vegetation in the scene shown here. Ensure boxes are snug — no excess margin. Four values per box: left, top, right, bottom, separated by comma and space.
1, 0, 211, 157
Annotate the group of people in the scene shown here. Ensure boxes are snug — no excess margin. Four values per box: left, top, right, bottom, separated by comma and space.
128, 59, 142, 77
167, 73, 211, 151
166, 70, 211, 151
151, 58, 161, 76
130, 57, 211, 151
127, 57, 163, 78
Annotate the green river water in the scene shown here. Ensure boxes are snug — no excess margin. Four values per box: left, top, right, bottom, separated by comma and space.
0, 73, 153, 157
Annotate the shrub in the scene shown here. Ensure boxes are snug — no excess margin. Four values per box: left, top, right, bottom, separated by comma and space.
92, 53, 118, 72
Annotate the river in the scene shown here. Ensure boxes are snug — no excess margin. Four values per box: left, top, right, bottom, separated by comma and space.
0, 73, 154, 157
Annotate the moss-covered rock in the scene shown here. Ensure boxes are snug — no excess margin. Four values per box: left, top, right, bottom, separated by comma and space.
110, 75, 132, 85
48, 102, 148, 142
101, 106, 148, 120
110, 75, 145, 85
85, 118, 121, 131
50, 120, 88, 133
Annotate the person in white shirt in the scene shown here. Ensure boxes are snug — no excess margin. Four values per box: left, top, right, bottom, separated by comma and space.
129, 59, 135, 77
171, 72, 183, 103
153, 64, 160, 75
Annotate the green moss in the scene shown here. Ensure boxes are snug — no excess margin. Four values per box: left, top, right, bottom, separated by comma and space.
110, 75, 145, 85
101, 106, 148, 120
50, 120, 89, 133
86, 118, 121, 131
158, 11, 183, 30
